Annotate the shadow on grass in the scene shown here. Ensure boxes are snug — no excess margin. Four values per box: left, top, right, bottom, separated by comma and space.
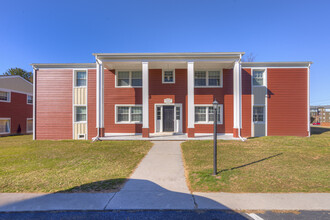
218, 153, 283, 174
57, 178, 127, 193
311, 126, 330, 135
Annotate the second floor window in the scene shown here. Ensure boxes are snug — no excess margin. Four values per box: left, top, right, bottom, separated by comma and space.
27, 95, 33, 104
194, 70, 222, 87
0, 91, 10, 102
117, 71, 142, 87
253, 70, 265, 86
75, 71, 87, 87
163, 70, 175, 83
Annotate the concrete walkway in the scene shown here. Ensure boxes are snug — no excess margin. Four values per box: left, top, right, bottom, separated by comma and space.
106, 141, 195, 209
0, 141, 329, 212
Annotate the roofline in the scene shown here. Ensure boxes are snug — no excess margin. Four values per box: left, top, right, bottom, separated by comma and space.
31, 63, 96, 69
93, 52, 245, 59
0, 75, 33, 85
242, 62, 313, 68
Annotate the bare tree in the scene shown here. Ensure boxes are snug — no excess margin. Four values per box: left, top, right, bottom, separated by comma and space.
242, 53, 256, 62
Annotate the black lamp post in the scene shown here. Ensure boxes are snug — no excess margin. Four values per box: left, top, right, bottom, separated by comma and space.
212, 100, 219, 176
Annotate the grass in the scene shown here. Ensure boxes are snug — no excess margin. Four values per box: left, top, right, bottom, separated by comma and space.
181, 127, 330, 193
0, 135, 152, 193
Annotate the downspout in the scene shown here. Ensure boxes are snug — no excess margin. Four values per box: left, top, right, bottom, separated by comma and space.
307, 63, 311, 137
238, 54, 245, 141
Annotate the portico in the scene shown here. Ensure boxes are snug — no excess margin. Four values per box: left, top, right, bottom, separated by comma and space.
93, 52, 244, 139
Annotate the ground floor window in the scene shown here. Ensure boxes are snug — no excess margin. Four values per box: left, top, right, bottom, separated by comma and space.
116, 105, 142, 123
75, 106, 87, 122
194, 105, 223, 124
253, 106, 264, 123
0, 118, 10, 134
26, 118, 33, 133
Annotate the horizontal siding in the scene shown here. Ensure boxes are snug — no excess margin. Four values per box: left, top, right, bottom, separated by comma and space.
241, 68, 252, 137
194, 69, 233, 133
88, 69, 97, 139
104, 69, 142, 133
0, 92, 32, 135
267, 68, 308, 136
36, 69, 72, 140
149, 69, 187, 133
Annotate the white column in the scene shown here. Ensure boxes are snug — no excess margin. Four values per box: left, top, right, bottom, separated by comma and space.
187, 62, 195, 129
32, 68, 36, 140
233, 60, 241, 129
96, 59, 104, 129
142, 62, 149, 129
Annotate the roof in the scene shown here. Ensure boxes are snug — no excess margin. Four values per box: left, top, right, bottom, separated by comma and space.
242, 62, 312, 68
0, 75, 33, 94
31, 63, 96, 69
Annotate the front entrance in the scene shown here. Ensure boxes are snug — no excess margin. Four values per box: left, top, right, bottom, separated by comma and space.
163, 106, 174, 132
154, 103, 182, 133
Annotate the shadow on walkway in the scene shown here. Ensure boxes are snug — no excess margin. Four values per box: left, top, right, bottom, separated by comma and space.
0, 179, 248, 219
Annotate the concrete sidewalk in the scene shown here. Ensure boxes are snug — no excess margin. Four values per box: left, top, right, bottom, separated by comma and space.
0, 141, 329, 212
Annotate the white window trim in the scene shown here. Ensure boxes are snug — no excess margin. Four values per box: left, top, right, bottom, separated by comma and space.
0, 118, 11, 134
253, 105, 265, 124
73, 69, 88, 88
115, 104, 143, 124
26, 95, 33, 105
26, 118, 33, 133
115, 70, 143, 88
194, 69, 223, 88
162, 70, 175, 84
194, 104, 223, 124
252, 69, 266, 87
153, 103, 183, 133
0, 90, 11, 103
74, 105, 87, 123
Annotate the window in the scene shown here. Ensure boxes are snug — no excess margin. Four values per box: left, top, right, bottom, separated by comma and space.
194, 70, 222, 87
0, 91, 10, 102
0, 119, 10, 134
163, 70, 175, 83
26, 119, 33, 133
253, 106, 264, 123
75, 106, 87, 122
75, 70, 87, 87
194, 105, 223, 124
116, 105, 142, 123
27, 95, 33, 104
157, 107, 161, 120
117, 71, 142, 87
176, 106, 180, 120
253, 70, 265, 86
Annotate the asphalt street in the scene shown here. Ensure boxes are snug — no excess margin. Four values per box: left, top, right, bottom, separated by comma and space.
0, 210, 329, 220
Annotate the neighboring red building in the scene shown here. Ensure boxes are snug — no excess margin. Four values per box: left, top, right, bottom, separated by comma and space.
0, 76, 33, 136
31, 52, 312, 140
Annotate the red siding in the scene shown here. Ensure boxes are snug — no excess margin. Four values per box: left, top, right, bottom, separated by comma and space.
241, 68, 252, 137
104, 69, 142, 133
0, 92, 32, 135
267, 68, 308, 136
88, 69, 97, 139
194, 69, 233, 133
149, 69, 187, 133
36, 69, 72, 140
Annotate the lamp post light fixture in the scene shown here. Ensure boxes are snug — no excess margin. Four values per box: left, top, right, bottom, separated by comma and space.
212, 99, 219, 176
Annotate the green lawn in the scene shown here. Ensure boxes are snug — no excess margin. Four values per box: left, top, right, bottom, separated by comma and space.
181, 127, 330, 193
0, 135, 152, 193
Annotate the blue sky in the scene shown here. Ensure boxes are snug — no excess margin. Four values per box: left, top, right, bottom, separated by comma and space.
0, 0, 329, 105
